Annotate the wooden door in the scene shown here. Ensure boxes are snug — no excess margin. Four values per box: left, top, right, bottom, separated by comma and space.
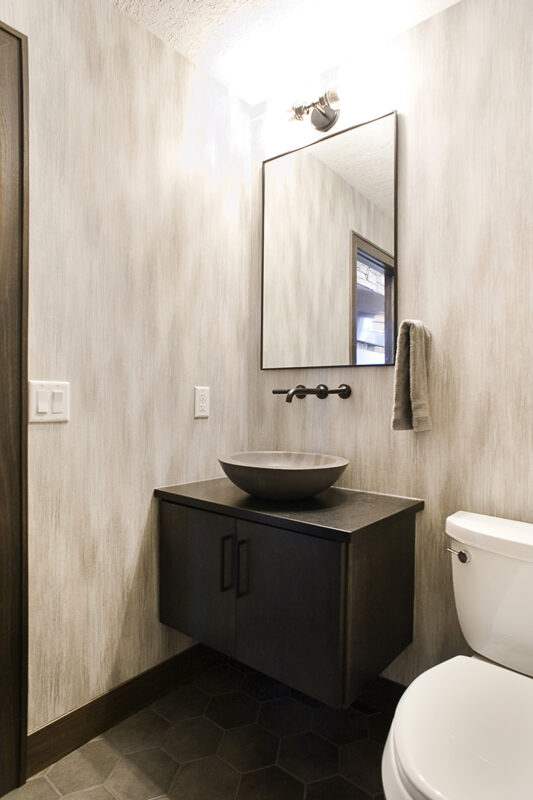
0, 20, 28, 793
159, 503, 235, 656
234, 520, 346, 707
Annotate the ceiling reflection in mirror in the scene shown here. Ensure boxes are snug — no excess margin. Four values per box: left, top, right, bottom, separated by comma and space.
262, 112, 397, 369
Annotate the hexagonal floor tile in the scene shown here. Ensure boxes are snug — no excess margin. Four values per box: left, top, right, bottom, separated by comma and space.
169, 756, 239, 800
218, 724, 279, 773
312, 705, 367, 745
105, 748, 178, 800
278, 732, 338, 783
162, 716, 222, 762
47, 739, 119, 795
206, 692, 259, 728
152, 685, 209, 722
242, 673, 290, 702
64, 788, 117, 800
306, 775, 372, 799
3, 778, 60, 800
339, 738, 384, 795
258, 697, 313, 737
237, 766, 304, 800
104, 709, 169, 754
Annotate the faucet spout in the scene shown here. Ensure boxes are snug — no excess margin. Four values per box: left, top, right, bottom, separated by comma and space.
285, 385, 307, 403
285, 384, 328, 402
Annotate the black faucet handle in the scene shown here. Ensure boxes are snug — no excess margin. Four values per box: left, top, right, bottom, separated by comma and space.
327, 383, 352, 399
337, 383, 351, 399
315, 384, 329, 399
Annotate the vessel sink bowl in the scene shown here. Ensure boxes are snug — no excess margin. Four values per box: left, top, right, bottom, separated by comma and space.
218, 451, 349, 501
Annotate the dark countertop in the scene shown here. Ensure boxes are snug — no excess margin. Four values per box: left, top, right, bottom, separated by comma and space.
154, 478, 424, 543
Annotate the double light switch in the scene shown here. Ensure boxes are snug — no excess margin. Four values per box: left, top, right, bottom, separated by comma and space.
29, 381, 70, 422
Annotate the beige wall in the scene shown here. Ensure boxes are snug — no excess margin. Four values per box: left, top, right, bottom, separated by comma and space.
0, 0, 251, 731
252, 0, 533, 684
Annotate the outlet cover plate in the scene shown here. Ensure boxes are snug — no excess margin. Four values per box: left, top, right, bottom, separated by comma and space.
194, 386, 209, 418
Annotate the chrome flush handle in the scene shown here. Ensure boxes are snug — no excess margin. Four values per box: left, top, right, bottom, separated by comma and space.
446, 546, 471, 564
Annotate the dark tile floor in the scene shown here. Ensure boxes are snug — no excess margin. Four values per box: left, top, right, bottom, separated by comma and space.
7, 654, 403, 800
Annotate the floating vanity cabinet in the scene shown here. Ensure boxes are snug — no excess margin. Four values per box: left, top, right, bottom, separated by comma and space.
232, 519, 344, 705
156, 478, 424, 708
159, 503, 236, 655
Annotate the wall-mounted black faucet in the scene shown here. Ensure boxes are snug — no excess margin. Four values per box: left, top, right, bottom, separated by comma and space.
272, 384, 352, 404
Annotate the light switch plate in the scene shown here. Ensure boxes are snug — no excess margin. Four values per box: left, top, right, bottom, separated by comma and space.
29, 380, 70, 423
194, 386, 209, 418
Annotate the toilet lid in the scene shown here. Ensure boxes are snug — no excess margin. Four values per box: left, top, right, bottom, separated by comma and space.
393, 656, 533, 800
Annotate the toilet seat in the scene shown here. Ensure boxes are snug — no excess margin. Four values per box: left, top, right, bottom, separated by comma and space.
388, 656, 533, 800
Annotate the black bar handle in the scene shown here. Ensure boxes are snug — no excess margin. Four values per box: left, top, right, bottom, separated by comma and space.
236, 540, 249, 598
220, 535, 234, 592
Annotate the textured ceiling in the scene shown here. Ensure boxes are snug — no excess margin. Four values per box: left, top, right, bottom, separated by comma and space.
314, 115, 395, 217
112, 0, 463, 104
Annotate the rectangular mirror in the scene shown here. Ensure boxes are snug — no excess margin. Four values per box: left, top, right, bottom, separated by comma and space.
262, 111, 397, 369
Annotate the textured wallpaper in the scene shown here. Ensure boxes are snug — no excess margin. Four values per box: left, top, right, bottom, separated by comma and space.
0, 0, 530, 734
263, 145, 394, 368
252, 0, 533, 685
0, 0, 251, 731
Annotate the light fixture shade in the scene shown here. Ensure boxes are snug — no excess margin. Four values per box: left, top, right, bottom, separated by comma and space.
290, 88, 341, 131
310, 104, 340, 132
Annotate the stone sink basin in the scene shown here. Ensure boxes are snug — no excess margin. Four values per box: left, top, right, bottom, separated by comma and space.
218, 451, 349, 501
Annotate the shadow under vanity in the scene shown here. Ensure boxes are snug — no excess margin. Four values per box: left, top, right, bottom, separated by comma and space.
155, 479, 423, 708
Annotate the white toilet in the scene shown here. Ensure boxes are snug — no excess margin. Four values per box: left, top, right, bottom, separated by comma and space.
382, 510, 533, 800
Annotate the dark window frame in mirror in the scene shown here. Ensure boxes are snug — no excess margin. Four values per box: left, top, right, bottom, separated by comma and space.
261, 111, 398, 371
350, 232, 395, 366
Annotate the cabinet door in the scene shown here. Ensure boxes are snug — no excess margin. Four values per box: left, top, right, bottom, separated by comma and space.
234, 520, 345, 706
159, 502, 235, 655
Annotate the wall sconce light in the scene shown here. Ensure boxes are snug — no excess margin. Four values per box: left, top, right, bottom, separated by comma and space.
291, 89, 340, 132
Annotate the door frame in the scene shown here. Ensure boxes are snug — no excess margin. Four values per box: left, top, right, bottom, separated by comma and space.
0, 18, 29, 792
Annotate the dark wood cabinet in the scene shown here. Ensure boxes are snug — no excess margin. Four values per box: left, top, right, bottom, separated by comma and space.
156, 478, 423, 707
234, 519, 344, 705
159, 503, 235, 655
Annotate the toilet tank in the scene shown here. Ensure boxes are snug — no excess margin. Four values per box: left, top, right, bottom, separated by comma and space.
446, 511, 533, 677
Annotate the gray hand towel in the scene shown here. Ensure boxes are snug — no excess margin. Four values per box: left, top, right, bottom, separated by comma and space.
391, 319, 432, 432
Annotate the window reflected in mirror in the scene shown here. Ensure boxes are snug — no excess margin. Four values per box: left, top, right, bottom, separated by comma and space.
352, 233, 395, 366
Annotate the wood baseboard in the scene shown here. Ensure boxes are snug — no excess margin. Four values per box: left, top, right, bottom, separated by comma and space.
26, 644, 223, 777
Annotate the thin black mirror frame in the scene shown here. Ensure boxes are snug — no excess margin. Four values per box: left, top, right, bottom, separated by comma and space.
260, 110, 398, 371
